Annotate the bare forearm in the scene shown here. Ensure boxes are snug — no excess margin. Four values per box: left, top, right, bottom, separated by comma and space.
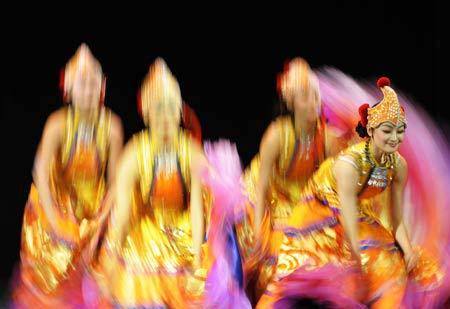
34, 164, 57, 222
395, 222, 413, 257
191, 205, 204, 262
111, 188, 131, 242
254, 172, 270, 235
107, 165, 116, 187
32, 111, 64, 227
341, 197, 360, 255
253, 124, 279, 236
190, 175, 204, 264
254, 197, 265, 236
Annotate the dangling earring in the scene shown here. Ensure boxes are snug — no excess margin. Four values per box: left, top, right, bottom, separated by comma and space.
99, 76, 106, 106
59, 68, 70, 104
180, 103, 185, 128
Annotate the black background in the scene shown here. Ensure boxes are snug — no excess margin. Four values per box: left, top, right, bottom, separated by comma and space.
0, 1, 443, 298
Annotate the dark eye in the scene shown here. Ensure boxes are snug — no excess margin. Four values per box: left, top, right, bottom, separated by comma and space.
383, 130, 391, 134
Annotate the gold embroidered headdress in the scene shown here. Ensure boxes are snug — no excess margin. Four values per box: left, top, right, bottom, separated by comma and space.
366, 77, 406, 128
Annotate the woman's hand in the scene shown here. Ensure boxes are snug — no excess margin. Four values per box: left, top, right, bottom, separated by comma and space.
405, 249, 419, 273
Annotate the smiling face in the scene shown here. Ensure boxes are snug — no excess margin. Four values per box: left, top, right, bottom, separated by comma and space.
369, 121, 406, 154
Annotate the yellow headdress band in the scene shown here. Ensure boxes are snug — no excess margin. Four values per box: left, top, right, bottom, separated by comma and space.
62, 43, 103, 103
367, 77, 406, 128
139, 58, 182, 125
278, 57, 320, 110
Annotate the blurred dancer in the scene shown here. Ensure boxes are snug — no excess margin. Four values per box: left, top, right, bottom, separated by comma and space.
236, 58, 348, 303
91, 58, 250, 308
12, 44, 123, 307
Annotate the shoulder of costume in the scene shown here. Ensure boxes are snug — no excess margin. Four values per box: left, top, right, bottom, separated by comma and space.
338, 141, 367, 169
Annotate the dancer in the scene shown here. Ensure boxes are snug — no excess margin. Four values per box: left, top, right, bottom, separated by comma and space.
12, 44, 123, 307
258, 77, 444, 308
91, 58, 249, 308
236, 58, 348, 303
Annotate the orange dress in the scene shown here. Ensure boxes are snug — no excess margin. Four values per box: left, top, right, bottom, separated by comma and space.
93, 130, 212, 308
12, 107, 111, 307
257, 141, 443, 308
236, 115, 328, 300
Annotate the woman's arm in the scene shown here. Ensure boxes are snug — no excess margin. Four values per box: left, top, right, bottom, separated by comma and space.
94, 114, 124, 224
334, 157, 361, 258
110, 140, 138, 245
254, 123, 280, 236
33, 110, 64, 231
85, 114, 124, 242
107, 113, 124, 186
391, 156, 416, 270
190, 142, 208, 268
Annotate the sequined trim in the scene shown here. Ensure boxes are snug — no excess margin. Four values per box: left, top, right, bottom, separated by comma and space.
359, 239, 398, 251
283, 216, 339, 237
47, 231, 78, 250
113, 303, 168, 309
104, 243, 187, 276
299, 194, 340, 214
